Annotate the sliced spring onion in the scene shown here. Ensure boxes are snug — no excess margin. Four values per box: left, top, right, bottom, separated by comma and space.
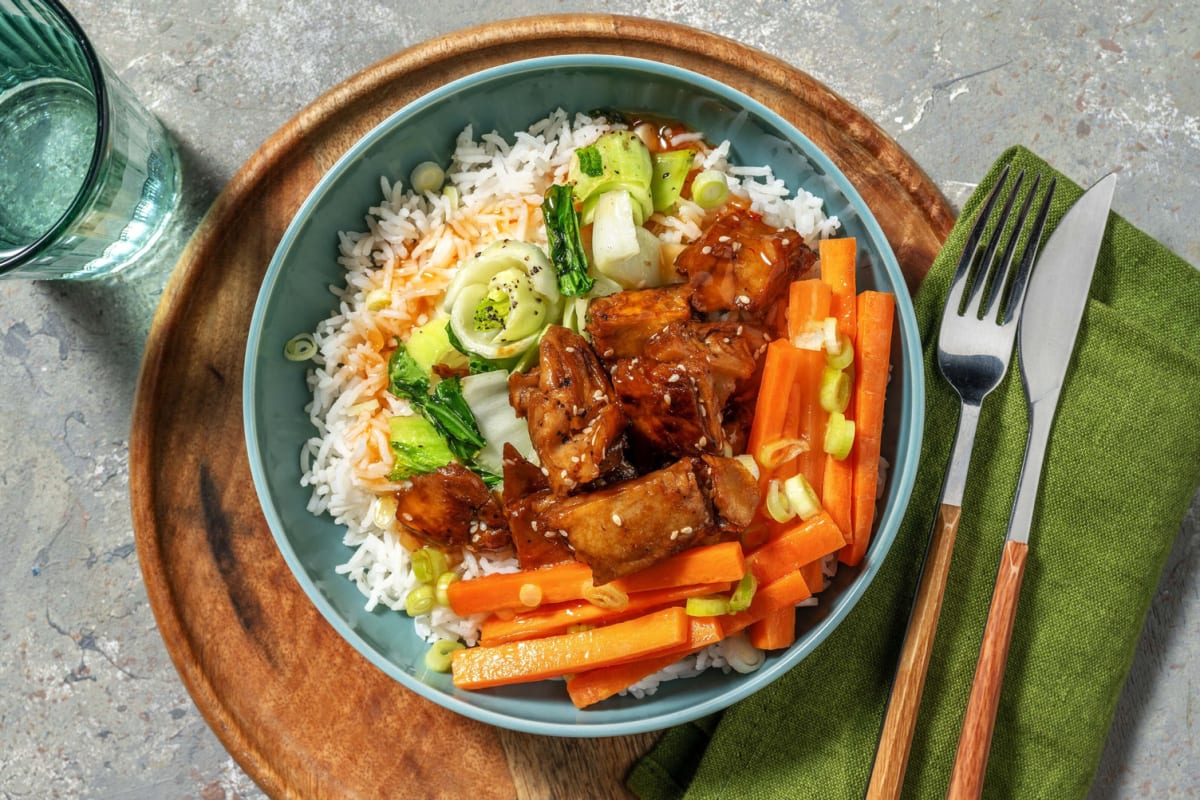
686, 595, 731, 617
582, 580, 630, 610
435, 571, 458, 607
365, 288, 391, 311
765, 479, 794, 523
519, 582, 543, 608
404, 584, 436, 616
410, 160, 445, 194
283, 332, 317, 361
424, 639, 465, 673
691, 169, 730, 209
728, 571, 758, 613
819, 366, 852, 414
826, 335, 854, 370
822, 317, 841, 353
757, 437, 810, 470
442, 184, 459, 212
783, 473, 822, 521
411, 546, 450, 584
824, 411, 856, 461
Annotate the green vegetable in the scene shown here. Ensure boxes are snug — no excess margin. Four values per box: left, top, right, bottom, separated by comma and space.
406, 316, 468, 375
283, 332, 317, 361
424, 638, 465, 672
442, 239, 563, 359
591, 189, 662, 289
435, 571, 458, 607
651, 149, 696, 212
445, 322, 507, 375
388, 415, 454, 480
405, 584, 436, 616
686, 595, 731, 617
728, 572, 758, 613
410, 160, 445, 194
691, 169, 730, 209
819, 366, 851, 414
411, 546, 450, 584
542, 183, 595, 297
387, 341, 486, 464
575, 145, 603, 177
823, 411, 856, 461
567, 131, 654, 224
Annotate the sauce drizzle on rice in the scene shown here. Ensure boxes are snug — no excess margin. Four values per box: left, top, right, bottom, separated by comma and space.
300, 108, 840, 676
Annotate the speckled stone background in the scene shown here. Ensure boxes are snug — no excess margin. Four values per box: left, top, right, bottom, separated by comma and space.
1, 2, 1196, 798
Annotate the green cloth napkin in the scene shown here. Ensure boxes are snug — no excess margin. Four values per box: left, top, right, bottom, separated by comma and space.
628, 146, 1200, 800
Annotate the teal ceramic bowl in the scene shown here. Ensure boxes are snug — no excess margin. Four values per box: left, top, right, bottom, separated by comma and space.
244, 54, 924, 737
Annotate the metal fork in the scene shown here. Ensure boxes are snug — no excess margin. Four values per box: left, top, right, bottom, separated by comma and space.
865, 165, 1055, 800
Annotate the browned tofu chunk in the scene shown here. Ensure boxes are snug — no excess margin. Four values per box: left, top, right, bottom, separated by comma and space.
500, 444, 574, 570
538, 459, 713, 584
697, 454, 760, 531
394, 463, 509, 551
610, 321, 768, 460
509, 326, 627, 495
585, 284, 693, 360
674, 210, 817, 315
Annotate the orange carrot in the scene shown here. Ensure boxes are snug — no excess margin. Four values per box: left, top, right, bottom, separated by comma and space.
450, 607, 690, 690
479, 581, 731, 646
446, 561, 593, 616
799, 559, 826, 594
841, 291, 895, 566
613, 541, 745, 594
568, 571, 813, 708
748, 609, 796, 650
565, 617, 725, 709
819, 237, 858, 342
746, 511, 847, 585
822, 451, 855, 543
783, 347, 830, 494
787, 278, 832, 342
447, 541, 746, 616
747, 339, 804, 466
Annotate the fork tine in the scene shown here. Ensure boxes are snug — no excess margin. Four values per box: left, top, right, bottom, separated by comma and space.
999, 176, 1056, 325
980, 172, 1042, 321
948, 163, 1012, 296
963, 169, 1026, 319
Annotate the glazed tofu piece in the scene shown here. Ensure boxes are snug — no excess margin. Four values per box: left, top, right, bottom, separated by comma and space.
585, 284, 693, 360
674, 209, 816, 315
537, 459, 713, 584
394, 463, 509, 551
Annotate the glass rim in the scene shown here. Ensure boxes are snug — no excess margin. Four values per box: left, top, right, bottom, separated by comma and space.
0, 0, 111, 275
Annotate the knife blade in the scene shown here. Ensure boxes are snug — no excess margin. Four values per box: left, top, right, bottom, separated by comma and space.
946, 172, 1116, 800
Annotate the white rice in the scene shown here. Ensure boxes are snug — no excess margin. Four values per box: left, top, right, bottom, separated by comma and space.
300, 108, 838, 688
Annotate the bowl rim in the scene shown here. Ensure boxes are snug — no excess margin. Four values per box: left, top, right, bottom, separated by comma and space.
243, 52, 925, 737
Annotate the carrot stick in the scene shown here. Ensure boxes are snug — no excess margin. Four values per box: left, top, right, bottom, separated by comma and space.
447, 541, 745, 616
479, 581, 731, 646
800, 559, 826, 594
746, 511, 847, 585
450, 607, 690, 690
446, 561, 593, 616
565, 617, 725, 708
819, 237, 857, 342
787, 347, 830, 494
787, 278, 832, 342
748, 609, 796, 650
568, 570, 813, 708
613, 541, 745, 594
841, 291, 895, 566
747, 339, 804, 466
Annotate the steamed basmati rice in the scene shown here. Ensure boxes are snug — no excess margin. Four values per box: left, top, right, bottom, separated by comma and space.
301, 108, 838, 684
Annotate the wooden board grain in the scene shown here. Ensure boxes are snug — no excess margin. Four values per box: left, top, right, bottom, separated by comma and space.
129, 14, 953, 800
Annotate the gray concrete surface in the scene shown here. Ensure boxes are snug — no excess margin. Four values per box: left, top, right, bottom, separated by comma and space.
1, 1, 1196, 798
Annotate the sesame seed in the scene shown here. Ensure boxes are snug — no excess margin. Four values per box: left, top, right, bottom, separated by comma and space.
611, 514, 623, 526
701, 245, 712, 255
718, 235, 731, 243
402, 513, 414, 522
603, 349, 615, 358
668, 374, 681, 383
697, 436, 708, 448
541, 467, 550, 476
735, 294, 751, 306
681, 526, 693, 535
531, 520, 539, 531
565, 346, 575, 353
669, 530, 679, 541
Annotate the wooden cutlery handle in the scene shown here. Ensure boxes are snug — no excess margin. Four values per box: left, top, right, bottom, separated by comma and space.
946, 539, 1029, 800
866, 503, 962, 800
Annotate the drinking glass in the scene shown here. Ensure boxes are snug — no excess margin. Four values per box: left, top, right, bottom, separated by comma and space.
0, 0, 181, 280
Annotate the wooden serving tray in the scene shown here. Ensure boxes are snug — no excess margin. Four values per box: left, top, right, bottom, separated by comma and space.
130, 14, 953, 800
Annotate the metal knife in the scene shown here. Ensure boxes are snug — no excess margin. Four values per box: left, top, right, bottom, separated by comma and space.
945, 173, 1117, 800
